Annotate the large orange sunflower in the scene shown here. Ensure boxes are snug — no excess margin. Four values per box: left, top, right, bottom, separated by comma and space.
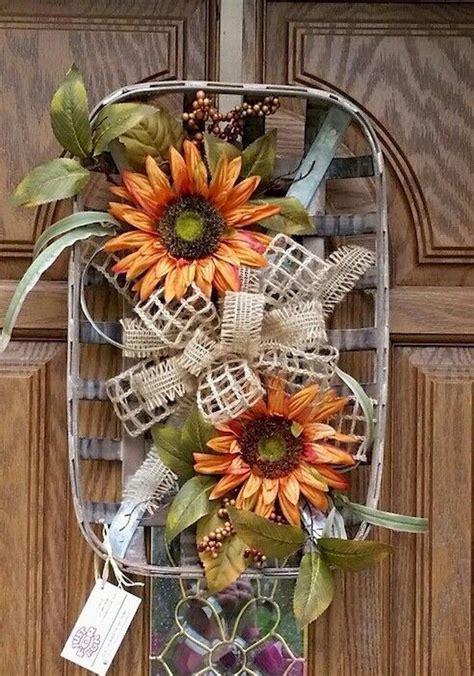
194, 379, 357, 525
104, 140, 279, 301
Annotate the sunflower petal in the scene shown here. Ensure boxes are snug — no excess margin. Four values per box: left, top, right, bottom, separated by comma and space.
104, 231, 157, 252
210, 472, 248, 499
288, 384, 319, 420
304, 442, 355, 466
212, 259, 240, 295
280, 473, 300, 505
207, 435, 237, 453
278, 491, 300, 525
183, 140, 208, 198
267, 377, 286, 416
145, 155, 174, 203
193, 453, 235, 474
109, 203, 156, 232
169, 145, 190, 194
242, 472, 262, 499
299, 482, 329, 512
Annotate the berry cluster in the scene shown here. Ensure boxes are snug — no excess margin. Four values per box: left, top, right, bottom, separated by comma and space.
244, 548, 267, 569
197, 498, 236, 559
269, 510, 288, 525
182, 90, 280, 144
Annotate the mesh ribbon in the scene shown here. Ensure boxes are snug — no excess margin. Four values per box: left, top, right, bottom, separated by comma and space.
104, 234, 375, 432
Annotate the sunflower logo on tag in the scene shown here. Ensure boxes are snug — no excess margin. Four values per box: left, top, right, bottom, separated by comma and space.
72, 626, 101, 658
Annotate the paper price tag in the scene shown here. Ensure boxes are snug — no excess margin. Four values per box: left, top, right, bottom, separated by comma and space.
61, 579, 141, 675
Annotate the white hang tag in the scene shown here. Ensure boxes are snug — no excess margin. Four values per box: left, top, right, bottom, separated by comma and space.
61, 579, 141, 675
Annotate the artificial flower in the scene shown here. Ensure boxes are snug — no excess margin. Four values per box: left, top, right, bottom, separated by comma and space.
104, 140, 279, 301
194, 378, 357, 525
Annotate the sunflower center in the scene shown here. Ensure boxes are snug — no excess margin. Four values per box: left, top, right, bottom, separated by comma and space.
158, 195, 225, 260
240, 418, 303, 479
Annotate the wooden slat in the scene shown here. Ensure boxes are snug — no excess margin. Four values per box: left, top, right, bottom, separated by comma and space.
80, 320, 122, 344
328, 328, 377, 351
313, 213, 376, 235
325, 155, 374, 179
78, 437, 122, 460
75, 378, 109, 401
84, 501, 121, 524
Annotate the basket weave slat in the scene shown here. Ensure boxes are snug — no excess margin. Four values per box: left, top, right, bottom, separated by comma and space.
68, 81, 389, 574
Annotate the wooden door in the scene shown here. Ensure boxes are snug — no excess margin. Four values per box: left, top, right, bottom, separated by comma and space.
0, 2, 216, 673
241, 1, 473, 674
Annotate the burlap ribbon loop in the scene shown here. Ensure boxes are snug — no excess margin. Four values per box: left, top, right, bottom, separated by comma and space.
105, 234, 376, 435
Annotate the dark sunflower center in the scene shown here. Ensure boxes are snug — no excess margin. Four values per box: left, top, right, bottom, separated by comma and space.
158, 195, 225, 260
240, 418, 303, 479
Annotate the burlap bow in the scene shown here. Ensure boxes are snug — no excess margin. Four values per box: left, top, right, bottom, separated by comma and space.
104, 234, 375, 437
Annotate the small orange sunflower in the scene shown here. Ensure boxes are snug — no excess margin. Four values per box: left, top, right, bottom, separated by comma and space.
194, 379, 357, 525
104, 140, 279, 301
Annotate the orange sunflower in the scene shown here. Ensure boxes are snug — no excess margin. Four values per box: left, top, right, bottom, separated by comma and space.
104, 140, 279, 301
194, 379, 357, 525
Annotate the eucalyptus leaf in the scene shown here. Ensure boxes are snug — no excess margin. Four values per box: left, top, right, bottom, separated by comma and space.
294, 551, 334, 627
197, 503, 248, 593
119, 107, 184, 169
13, 158, 90, 207
108, 139, 132, 172
33, 211, 118, 258
319, 537, 393, 571
0, 226, 111, 353
251, 197, 315, 235
335, 367, 375, 458
180, 405, 216, 456
50, 65, 93, 157
241, 129, 276, 183
203, 133, 241, 176
228, 506, 305, 558
151, 424, 194, 481
92, 103, 156, 156
165, 476, 215, 542
342, 499, 429, 533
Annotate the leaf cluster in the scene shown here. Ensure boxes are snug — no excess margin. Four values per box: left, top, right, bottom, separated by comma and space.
14, 65, 156, 206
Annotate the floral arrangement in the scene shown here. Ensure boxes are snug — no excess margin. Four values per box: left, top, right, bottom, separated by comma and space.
1, 68, 427, 633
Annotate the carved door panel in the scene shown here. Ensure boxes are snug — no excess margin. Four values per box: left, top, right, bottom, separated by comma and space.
0, 1, 216, 674
243, 2, 473, 674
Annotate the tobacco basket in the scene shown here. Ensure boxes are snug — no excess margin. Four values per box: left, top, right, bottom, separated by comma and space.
67, 81, 388, 674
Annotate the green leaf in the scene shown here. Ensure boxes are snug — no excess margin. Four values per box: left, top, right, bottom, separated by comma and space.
151, 424, 194, 480
335, 367, 375, 457
342, 499, 429, 534
108, 139, 132, 172
50, 65, 93, 157
180, 404, 216, 456
241, 129, 276, 183
228, 506, 305, 558
119, 108, 184, 169
197, 503, 248, 593
252, 196, 315, 235
318, 537, 393, 572
13, 158, 90, 207
203, 134, 241, 176
33, 211, 118, 258
92, 103, 156, 156
294, 551, 334, 627
0, 226, 111, 353
165, 475, 215, 542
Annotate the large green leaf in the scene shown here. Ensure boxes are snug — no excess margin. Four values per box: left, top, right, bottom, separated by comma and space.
342, 499, 429, 534
319, 537, 393, 572
165, 475, 215, 542
13, 158, 90, 207
241, 129, 276, 183
203, 134, 241, 176
197, 503, 248, 593
228, 506, 305, 558
335, 367, 375, 457
294, 551, 334, 627
253, 196, 315, 235
0, 226, 111, 353
92, 103, 156, 155
33, 211, 118, 258
50, 65, 93, 157
180, 404, 216, 457
119, 108, 184, 169
151, 424, 194, 480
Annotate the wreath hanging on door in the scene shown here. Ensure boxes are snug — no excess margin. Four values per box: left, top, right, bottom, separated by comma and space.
0, 68, 427, 630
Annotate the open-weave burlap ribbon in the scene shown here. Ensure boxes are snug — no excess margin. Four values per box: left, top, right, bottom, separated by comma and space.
105, 234, 375, 436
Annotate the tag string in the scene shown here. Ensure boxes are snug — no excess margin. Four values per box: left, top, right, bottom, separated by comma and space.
95, 523, 144, 590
